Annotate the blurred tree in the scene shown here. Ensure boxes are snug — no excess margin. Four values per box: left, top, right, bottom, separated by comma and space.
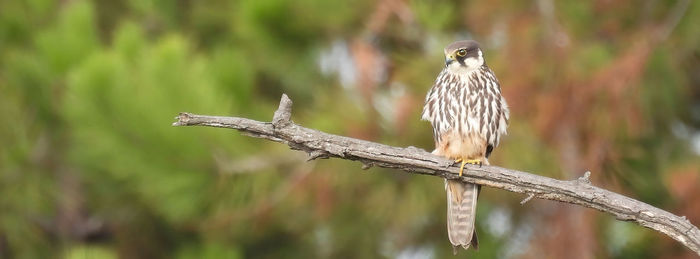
0, 0, 698, 258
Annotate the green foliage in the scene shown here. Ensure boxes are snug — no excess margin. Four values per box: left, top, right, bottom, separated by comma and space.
64, 245, 117, 259
35, 0, 99, 75
410, 0, 455, 32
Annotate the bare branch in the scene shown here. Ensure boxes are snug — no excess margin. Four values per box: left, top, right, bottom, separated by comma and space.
173, 95, 700, 255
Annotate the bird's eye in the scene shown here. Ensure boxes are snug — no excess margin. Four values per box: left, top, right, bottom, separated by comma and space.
456, 49, 467, 57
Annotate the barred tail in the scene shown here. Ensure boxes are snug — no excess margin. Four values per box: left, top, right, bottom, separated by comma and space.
445, 179, 479, 254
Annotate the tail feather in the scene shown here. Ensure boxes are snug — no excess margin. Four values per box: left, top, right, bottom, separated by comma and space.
446, 179, 479, 254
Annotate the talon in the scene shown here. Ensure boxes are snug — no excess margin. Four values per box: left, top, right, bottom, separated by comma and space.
459, 160, 467, 177
454, 159, 482, 177
464, 159, 482, 165
453, 159, 467, 177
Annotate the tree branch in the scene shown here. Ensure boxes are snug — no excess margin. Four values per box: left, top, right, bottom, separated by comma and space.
173, 94, 700, 255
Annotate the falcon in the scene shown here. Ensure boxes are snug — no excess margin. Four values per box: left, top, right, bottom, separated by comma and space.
421, 40, 509, 253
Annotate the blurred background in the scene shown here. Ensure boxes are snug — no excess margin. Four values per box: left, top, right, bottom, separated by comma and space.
1, 0, 699, 258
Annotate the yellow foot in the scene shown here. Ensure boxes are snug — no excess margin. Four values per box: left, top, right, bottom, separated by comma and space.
454, 159, 482, 177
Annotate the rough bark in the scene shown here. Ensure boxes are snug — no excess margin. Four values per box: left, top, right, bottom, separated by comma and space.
173, 94, 700, 255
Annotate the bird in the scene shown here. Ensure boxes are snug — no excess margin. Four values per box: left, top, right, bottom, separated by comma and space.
421, 40, 509, 254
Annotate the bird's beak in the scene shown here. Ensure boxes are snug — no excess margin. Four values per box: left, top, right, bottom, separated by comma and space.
445, 55, 454, 66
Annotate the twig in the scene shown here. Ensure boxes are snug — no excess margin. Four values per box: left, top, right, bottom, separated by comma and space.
173, 94, 700, 255
577, 171, 592, 184
306, 150, 329, 161
520, 193, 536, 205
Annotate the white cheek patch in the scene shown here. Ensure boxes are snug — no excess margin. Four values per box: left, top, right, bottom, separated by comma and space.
464, 50, 484, 68
447, 49, 484, 74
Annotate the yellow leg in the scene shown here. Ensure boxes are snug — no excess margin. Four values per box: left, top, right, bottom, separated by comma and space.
458, 160, 467, 177
454, 159, 482, 177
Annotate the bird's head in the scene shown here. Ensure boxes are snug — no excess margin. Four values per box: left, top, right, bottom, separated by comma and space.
444, 40, 484, 73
